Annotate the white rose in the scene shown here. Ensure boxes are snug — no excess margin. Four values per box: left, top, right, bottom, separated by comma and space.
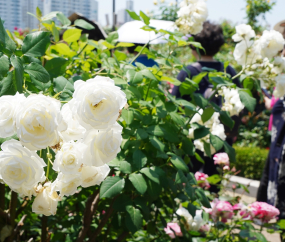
15, 94, 67, 150
83, 123, 123, 167
255, 30, 285, 59
72, 76, 127, 130
232, 24, 255, 43
53, 141, 87, 174
13, 186, 37, 199
81, 165, 110, 188
0, 93, 25, 138
32, 183, 59, 216
273, 74, 285, 98
52, 173, 82, 197
60, 101, 86, 142
0, 140, 46, 191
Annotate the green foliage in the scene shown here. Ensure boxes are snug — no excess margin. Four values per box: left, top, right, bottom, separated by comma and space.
234, 146, 268, 180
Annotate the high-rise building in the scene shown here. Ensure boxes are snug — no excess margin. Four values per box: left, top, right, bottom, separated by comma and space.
0, 0, 98, 31
117, 0, 134, 26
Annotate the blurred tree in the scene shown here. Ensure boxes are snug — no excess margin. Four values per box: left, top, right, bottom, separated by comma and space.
245, 0, 276, 33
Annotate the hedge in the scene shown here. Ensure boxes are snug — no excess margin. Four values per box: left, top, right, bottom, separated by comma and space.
234, 146, 269, 180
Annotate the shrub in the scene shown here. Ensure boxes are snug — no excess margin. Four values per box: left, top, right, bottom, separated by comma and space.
234, 146, 269, 180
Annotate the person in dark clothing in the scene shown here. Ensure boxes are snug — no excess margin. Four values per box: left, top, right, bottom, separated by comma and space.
172, 21, 241, 193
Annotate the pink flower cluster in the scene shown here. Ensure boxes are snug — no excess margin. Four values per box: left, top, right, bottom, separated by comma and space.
195, 172, 210, 189
213, 153, 229, 166
240, 202, 280, 223
205, 199, 234, 223
164, 223, 183, 238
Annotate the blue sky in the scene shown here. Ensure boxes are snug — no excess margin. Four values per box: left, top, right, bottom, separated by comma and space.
97, 0, 285, 29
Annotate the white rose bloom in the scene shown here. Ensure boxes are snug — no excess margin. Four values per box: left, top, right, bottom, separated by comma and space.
219, 87, 244, 116
32, 182, 59, 216
273, 74, 285, 98
0, 93, 25, 138
176, 0, 208, 35
53, 141, 87, 174
60, 101, 86, 142
15, 94, 67, 150
52, 173, 82, 197
81, 165, 110, 188
255, 30, 285, 59
72, 76, 127, 130
232, 24, 255, 43
0, 140, 46, 191
83, 122, 123, 167
13, 186, 37, 199
233, 40, 260, 66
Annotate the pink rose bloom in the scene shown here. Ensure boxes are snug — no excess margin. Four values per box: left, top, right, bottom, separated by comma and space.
195, 172, 210, 189
164, 223, 183, 238
233, 203, 244, 210
199, 224, 210, 233
223, 165, 230, 171
210, 199, 234, 223
213, 153, 230, 166
240, 202, 280, 223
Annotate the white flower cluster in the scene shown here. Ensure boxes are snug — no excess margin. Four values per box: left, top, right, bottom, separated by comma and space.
218, 87, 244, 116
176, 0, 208, 35
175, 207, 205, 231
0, 76, 127, 216
188, 110, 226, 155
233, 24, 285, 97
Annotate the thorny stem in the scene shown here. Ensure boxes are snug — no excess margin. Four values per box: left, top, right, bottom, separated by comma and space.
41, 215, 48, 242
46, 147, 52, 180
0, 184, 5, 210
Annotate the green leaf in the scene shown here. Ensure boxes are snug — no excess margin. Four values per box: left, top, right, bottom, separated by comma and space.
196, 188, 211, 208
140, 167, 160, 184
135, 129, 148, 140
238, 89, 256, 112
194, 127, 209, 139
0, 72, 16, 96
51, 22, 59, 42
10, 55, 23, 93
126, 10, 141, 21
0, 17, 16, 51
24, 62, 50, 83
36, 7, 42, 18
146, 125, 165, 136
53, 76, 74, 98
224, 142, 236, 162
210, 134, 224, 152
219, 111, 234, 129
149, 136, 165, 152
45, 57, 68, 79
203, 142, 212, 157
161, 76, 181, 86
170, 112, 185, 126
129, 173, 147, 194
0, 55, 9, 78
114, 50, 127, 61
56, 12, 71, 26
146, 179, 161, 199
193, 93, 208, 108
175, 170, 187, 184
63, 29, 82, 43
126, 69, 143, 85
119, 161, 132, 174
182, 138, 194, 156
132, 149, 147, 171
170, 155, 189, 172
121, 109, 134, 125
116, 42, 135, 48
100, 177, 125, 198
42, 11, 60, 21
201, 107, 215, 123
125, 206, 143, 234
207, 174, 221, 185
74, 19, 95, 30
22, 32, 50, 57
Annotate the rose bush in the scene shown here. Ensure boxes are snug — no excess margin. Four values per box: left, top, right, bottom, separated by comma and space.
0, 5, 282, 242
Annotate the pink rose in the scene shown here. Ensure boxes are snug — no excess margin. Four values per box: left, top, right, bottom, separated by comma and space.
210, 199, 234, 223
195, 172, 210, 189
223, 165, 230, 171
164, 223, 183, 238
240, 202, 280, 223
213, 153, 230, 166
199, 224, 210, 233
233, 203, 244, 210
